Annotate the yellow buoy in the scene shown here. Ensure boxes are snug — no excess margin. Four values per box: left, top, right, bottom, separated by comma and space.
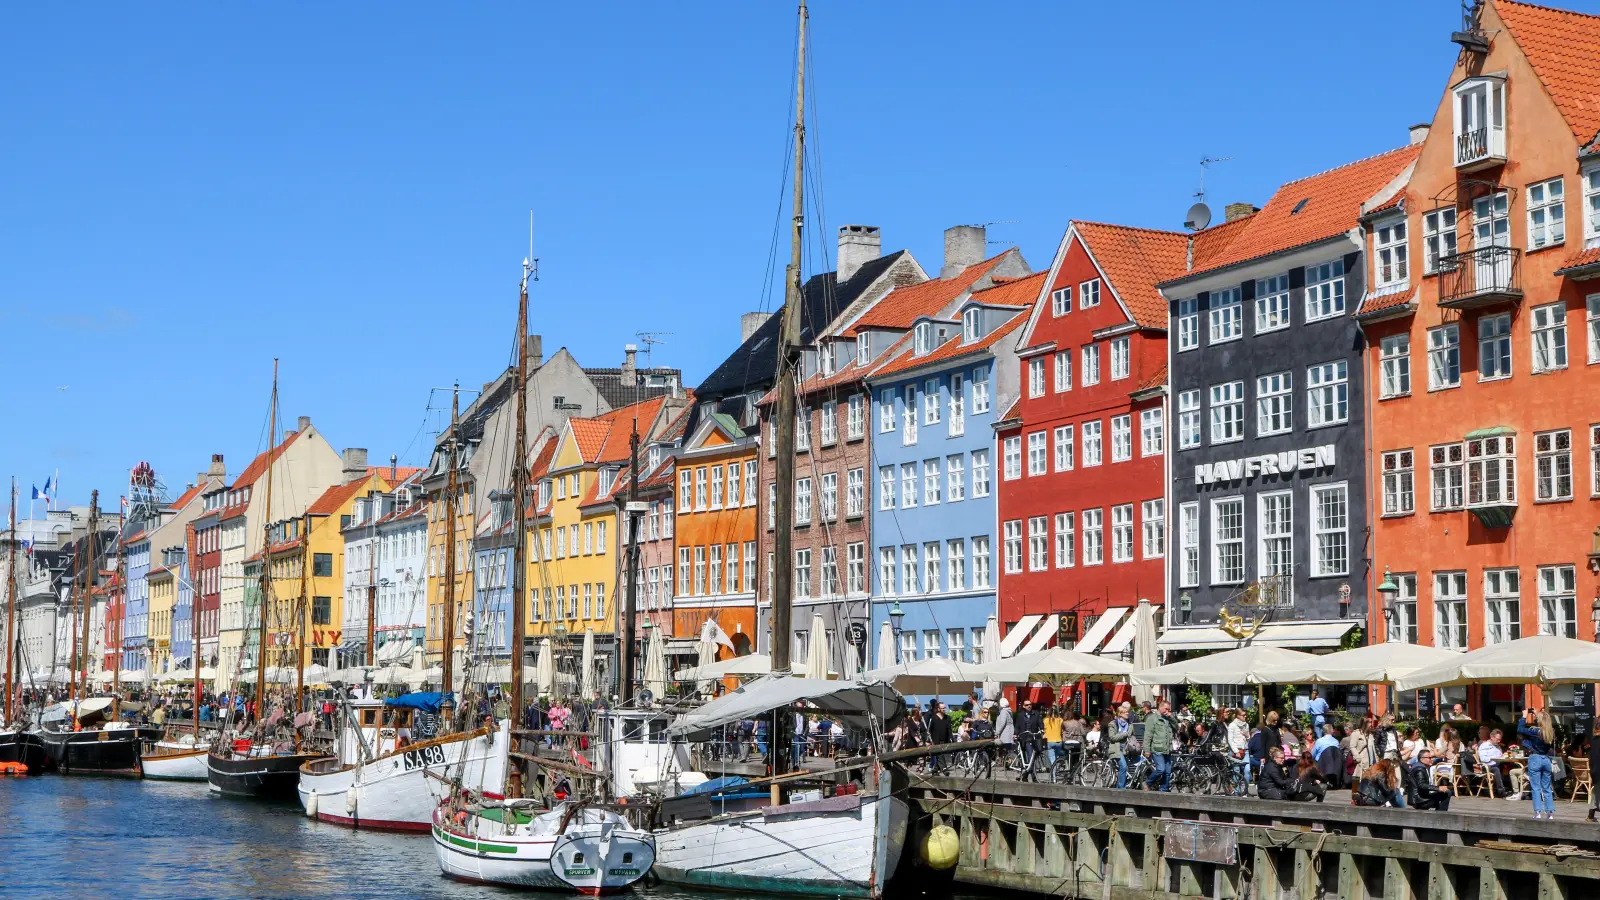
921, 824, 960, 870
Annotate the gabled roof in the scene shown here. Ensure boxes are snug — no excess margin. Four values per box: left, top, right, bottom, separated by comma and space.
841, 253, 1008, 337
231, 430, 302, 491
167, 483, 206, 512
866, 280, 1039, 381
1169, 145, 1422, 281
1075, 223, 1193, 328
307, 473, 378, 517
1494, 0, 1600, 149
562, 395, 676, 468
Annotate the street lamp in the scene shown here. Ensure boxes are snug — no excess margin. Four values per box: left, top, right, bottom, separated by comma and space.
1377, 567, 1400, 639
1591, 593, 1599, 641
888, 601, 905, 664
1179, 592, 1192, 626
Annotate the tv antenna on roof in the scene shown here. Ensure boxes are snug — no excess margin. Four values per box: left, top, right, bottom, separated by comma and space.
635, 332, 672, 369
1186, 156, 1232, 231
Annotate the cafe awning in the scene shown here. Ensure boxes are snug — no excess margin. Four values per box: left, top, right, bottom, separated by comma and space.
1156, 621, 1356, 652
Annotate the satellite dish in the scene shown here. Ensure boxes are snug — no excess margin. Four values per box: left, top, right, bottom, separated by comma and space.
1185, 202, 1213, 231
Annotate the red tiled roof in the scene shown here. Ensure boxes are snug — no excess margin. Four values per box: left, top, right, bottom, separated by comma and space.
370, 465, 423, 483
868, 304, 1032, 380
1132, 365, 1168, 394
997, 398, 1020, 424
307, 473, 377, 516
1178, 146, 1422, 279
232, 430, 302, 491
1558, 245, 1600, 271
1190, 214, 1254, 268
841, 253, 1009, 337
569, 418, 613, 462
529, 434, 559, 480
168, 483, 206, 511
1495, 0, 1600, 148
1075, 223, 1193, 328
1356, 287, 1417, 318
970, 272, 1047, 309
564, 395, 675, 466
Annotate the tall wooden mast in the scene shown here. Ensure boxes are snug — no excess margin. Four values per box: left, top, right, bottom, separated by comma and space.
190, 522, 201, 742
5, 478, 17, 722
507, 257, 532, 798
76, 490, 99, 701
296, 511, 310, 717
441, 382, 460, 728
254, 359, 278, 725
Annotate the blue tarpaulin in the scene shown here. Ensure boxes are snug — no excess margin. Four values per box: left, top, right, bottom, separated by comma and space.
384, 692, 450, 713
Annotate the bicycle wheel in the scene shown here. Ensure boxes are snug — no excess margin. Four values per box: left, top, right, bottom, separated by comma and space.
1081, 758, 1112, 789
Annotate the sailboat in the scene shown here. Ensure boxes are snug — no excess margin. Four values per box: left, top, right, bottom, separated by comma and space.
141, 524, 211, 780
2, 478, 48, 774
207, 361, 332, 798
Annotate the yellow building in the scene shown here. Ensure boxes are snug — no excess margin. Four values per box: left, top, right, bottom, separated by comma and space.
148, 563, 177, 677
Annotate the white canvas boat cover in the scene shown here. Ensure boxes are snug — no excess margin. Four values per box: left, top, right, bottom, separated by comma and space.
670, 675, 904, 739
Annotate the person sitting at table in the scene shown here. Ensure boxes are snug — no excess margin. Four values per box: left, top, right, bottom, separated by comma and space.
1404, 749, 1454, 811
1356, 760, 1406, 808
1401, 727, 1425, 765
1476, 729, 1510, 796
1258, 746, 1325, 802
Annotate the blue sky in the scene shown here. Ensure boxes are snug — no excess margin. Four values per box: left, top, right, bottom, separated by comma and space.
0, 1, 1558, 511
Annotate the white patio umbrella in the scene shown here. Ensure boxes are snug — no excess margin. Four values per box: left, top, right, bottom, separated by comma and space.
981, 614, 1003, 701
1255, 641, 1460, 685
1131, 598, 1160, 704
694, 619, 719, 695
673, 653, 809, 681
859, 656, 988, 696
977, 647, 1136, 684
644, 624, 668, 699
534, 638, 555, 697
580, 628, 597, 700
263, 666, 294, 684
1394, 635, 1600, 692
1130, 644, 1318, 686
805, 612, 830, 680
303, 663, 330, 684
876, 622, 896, 670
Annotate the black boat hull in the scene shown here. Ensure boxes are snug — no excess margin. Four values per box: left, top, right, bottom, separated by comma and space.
207, 751, 327, 799
0, 731, 50, 774
37, 726, 159, 777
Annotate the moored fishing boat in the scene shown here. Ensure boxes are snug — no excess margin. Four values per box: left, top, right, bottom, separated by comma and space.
432, 799, 656, 894
0, 728, 49, 774
208, 742, 326, 798
141, 735, 210, 781
36, 698, 159, 777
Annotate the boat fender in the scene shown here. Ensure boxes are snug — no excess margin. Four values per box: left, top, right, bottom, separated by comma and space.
305, 790, 318, 818
922, 824, 960, 871
346, 784, 360, 816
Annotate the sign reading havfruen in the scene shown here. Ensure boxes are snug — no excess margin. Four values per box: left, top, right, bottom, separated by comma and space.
1194, 444, 1336, 486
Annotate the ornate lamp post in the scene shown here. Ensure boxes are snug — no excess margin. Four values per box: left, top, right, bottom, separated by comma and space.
1376, 567, 1400, 641
889, 601, 906, 665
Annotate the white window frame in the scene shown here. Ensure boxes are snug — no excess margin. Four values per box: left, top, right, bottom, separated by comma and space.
1592, 424, 1600, 498
1178, 502, 1199, 587
903, 385, 918, 444
1304, 260, 1346, 321
1027, 516, 1048, 572
1082, 342, 1101, 386
1422, 207, 1458, 274
1306, 360, 1349, 427
879, 389, 895, 433
1177, 297, 1199, 351
1054, 512, 1075, 568
1027, 432, 1047, 476
1534, 429, 1573, 502
972, 449, 991, 497
1373, 217, 1409, 289
900, 463, 917, 509
1209, 381, 1244, 444
1140, 408, 1163, 457
946, 454, 964, 501
1309, 482, 1349, 578
879, 547, 896, 595
1053, 425, 1074, 472
973, 535, 991, 588
1054, 349, 1072, 393
1210, 496, 1244, 585
1382, 448, 1415, 516
1177, 389, 1202, 449
1256, 371, 1292, 436
1586, 164, 1600, 245
1052, 285, 1072, 317
1428, 324, 1461, 390
1430, 442, 1465, 511
948, 373, 964, 436
1002, 436, 1022, 481
1081, 508, 1104, 566
1257, 490, 1293, 591
1110, 503, 1134, 563
1531, 301, 1568, 373
1588, 294, 1600, 365
1537, 564, 1577, 638
794, 476, 812, 525
1434, 571, 1468, 650
1479, 313, 1512, 380
1380, 333, 1411, 398
847, 541, 865, 595
1080, 278, 1100, 308
924, 379, 940, 425
1255, 274, 1291, 332
1141, 499, 1164, 559
1002, 521, 1023, 574
1389, 573, 1419, 645
1526, 176, 1565, 250
1028, 357, 1046, 399
820, 471, 838, 521
1466, 432, 1516, 508
847, 393, 865, 440
1082, 419, 1103, 467
846, 466, 864, 517
946, 539, 964, 591
1110, 336, 1130, 380
924, 458, 941, 505
973, 368, 990, 413
820, 399, 838, 445
1484, 568, 1521, 645
878, 465, 894, 510
1209, 287, 1243, 344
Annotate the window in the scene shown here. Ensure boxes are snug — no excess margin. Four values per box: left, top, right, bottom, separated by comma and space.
1534, 429, 1572, 501
1082, 420, 1103, 466
1110, 337, 1130, 380
1209, 287, 1242, 343
794, 549, 812, 599
946, 539, 964, 591
900, 464, 917, 508
846, 467, 864, 517
879, 390, 895, 433
1110, 504, 1134, 563
1210, 497, 1244, 584
710, 465, 724, 508
1479, 314, 1512, 379
1380, 334, 1411, 398
878, 547, 896, 595
972, 536, 991, 588
1082, 508, 1104, 566
961, 307, 979, 342
1588, 165, 1600, 241
1141, 499, 1164, 559
1109, 415, 1132, 462
1484, 568, 1521, 644
312, 595, 332, 625
820, 472, 838, 521
1053, 425, 1074, 471
744, 541, 756, 592
972, 450, 991, 497
946, 628, 966, 662
1209, 382, 1244, 443
1002, 436, 1022, 480
1304, 260, 1346, 320
1054, 512, 1075, 568
923, 458, 941, 505
1003, 521, 1023, 573
1374, 219, 1408, 288
1527, 177, 1565, 249
1434, 571, 1468, 649
1422, 207, 1457, 274
847, 394, 865, 439
1466, 433, 1516, 507
694, 467, 708, 509
879, 466, 894, 510
1080, 278, 1100, 307
1255, 274, 1291, 332
1176, 297, 1199, 351
709, 544, 723, 594
1140, 408, 1163, 456
922, 630, 942, 659
693, 546, 706, 595
1178, 502, 1199, 587
1589, 295, 1600, 364
1258, 491, 1293, 594
1531, 302, 1568, 373
923, 380, 940, 425
745, 461, 758, 506
948, 373, 964, 436
1028, 357, 1045, 398
583, 522, 594, 555
1382, 449, 1415, 515
1256, 371, 1292, 436
1054, 350, 1072, 393
820, 400, 838, 445
858, 333, 873, 366
312, 553, 333, 577
794, 477, 812, 524
820, 547, 839, 598
1027, 432, 1047, 476
1082, 343, 1100, 386
1178, 390, 1202, 449
1027, 516, 1048, 571
1538, 565, 1577, 638
1427, 324, 1460, 390
1430, 442, 1465, 510
1388, 573, 1419, 644
1593, 424, 1600, 498
897, 631, 917, 663
973, 368, 990, 413
726, 544, 739, 595
795, 407, 810, 452
946, 455, 964, 501
902, 386, 917, 444
1310, 483, 1349, 577
914, 322, 933, 355
766, 483, 776, 529
1052, 285, 1072, 316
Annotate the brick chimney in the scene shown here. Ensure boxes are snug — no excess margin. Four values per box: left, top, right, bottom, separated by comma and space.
296, 415, 311, 433
622, 344, 638, 382
526, 333, 543, 369
341, 447, 369, 484
1224, 202, 1259, 222
942, 225, 987, 279
740, 312, 772, 343
836, 224, 881, 283
207, 454, 226, 481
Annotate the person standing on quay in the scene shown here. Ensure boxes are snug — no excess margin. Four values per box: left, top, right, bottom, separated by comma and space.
1143, 699, 1177, 792
1519, 707, 1557, 820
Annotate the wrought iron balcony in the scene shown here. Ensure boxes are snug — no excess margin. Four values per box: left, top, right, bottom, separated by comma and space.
1454, 125, 1505, 172
1437, 245, 1522, 310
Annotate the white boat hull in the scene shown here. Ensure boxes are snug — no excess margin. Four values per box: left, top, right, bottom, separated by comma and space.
298, 722, 509, 832
652, 789, 909, 899
140, 743, 211, 781
433, 807, 656, 894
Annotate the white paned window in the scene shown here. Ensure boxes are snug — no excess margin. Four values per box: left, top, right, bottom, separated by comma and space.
922, 542, 939, 593
1526, 177, 1565, 249
847, 393, 865, 439
962, 307, 979, 341
1589, 295, 1600, 364
678, 470, 692, 512
1053, 425, 1074, 471
821, 472, 838, 521
878, 547, 896, 595
1466, 433, 1515, 507
1256, 371, 1292, 436
948, 373, 964, 436
693, 546, 706, 595
1479, 314, 1512, 379
727, 463, 741, 508
901, 546, 917, 594
796, 406, 810, 452
1587, 165, 1600, 241
846, 466, 864, 517
1310, 483, 1349, 577
1082, 343, 1100, 386
847, 542, 864, 595
1422, 207, 1457, 274
1304, 260, 1346, 321
820, 400, 838, 445
1054, 512, 1075, 568
1110, 504, 1134, 563
1389, 573, 1419, 644
1082, 420, 1102, 466
1178, 389, 1202, 449
1211, 497, 1244, 584
709, 544, 723, 594
1484, 568, 1521, 644
1110, 415, 1132, 462
1382, 449, 1414, 515
923, 458, 941, 505
972, 535, 991, 588
878, 465, 894, 510
1255, 274, 1291, 332
1374, 219, 1408, 288
1027, 516, 1048, 571
1140, 408, 1163, 456
1080, 278, 1101, 307
900, 463, 917, 509
817, 547, 837, 598
1428, 324, 1461, 389
745, 460, 757, 506
1110, 337, 1130, 380
1027, 432, 1047, 476
1380, 334, 1411, 398
711, 465, 724, 508
1434, 571, 1468, 650
1028, 357, 1046, 398
879, 389, 895, 433
1306, 361, 1348, 427
1054, 349, 1071, 393
1209, 381, 1244, 443
794, 548, 812, 599
1531, 302, 1568, 373
946, 454, 964, 501
947, 628, 966, 662
1538, 565, 1577, 638
973, 368, 990, 413
1002, 436, 1022, 480
1141, 499, 1164, 559
1534, 429, 1572, 501
972, 449, 991, 497
1210, 287, 1242, 343
924, 379, 940, 425
795, 477, 812, 524
1081, 508, 1103, 566
1430, 442, 1465, 510
1002, 521, 1022, 574
1258, 491, 1293, 592
1177, 297, 1199, 351
1052, 285, 1072, 316
946, 539, 964, 591
1178, 502, 1199, 587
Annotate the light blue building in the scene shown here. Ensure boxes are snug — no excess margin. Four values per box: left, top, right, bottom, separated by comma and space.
123, 528, 151, 674
170, 547, 193, 668
865, 284, 1034, 673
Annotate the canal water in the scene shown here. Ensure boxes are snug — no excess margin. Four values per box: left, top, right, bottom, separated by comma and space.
0, 776, 967, 899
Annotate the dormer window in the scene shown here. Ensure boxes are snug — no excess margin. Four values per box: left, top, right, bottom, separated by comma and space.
819, 342, 835, 377
1453, 76, 1505, 171
1373, 216, 1409, 289
857, 333, 872, 366
962, 307, 980, 342
914, 322, 933, 356
647, 446, 662, 471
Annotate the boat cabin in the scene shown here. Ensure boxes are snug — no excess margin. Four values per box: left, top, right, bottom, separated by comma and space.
334, 697, 415, 764
596, 708, 697, 799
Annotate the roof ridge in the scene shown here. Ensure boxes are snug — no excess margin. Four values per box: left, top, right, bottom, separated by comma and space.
1497, 0, 1600, 22
1273, 144, 1417, 189
1073, 220, 1192, 239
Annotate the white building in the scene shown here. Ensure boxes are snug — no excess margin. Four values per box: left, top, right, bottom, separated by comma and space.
340, 476, 428, 669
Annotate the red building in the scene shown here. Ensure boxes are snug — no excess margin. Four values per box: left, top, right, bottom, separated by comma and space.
193, 493, 224, 672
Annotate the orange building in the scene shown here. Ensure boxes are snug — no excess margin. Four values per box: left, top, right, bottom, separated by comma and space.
668, 411, 759, 656
1356, 0, 1600, 721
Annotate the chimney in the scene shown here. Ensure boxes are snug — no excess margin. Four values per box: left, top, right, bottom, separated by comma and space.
207, 454, 226, 480
341, 447, 369, 484
1224, 202, 1259, 222
526, 333, 543, 369
389, 454, 398, 482
942, 225, 986, 279
836, 224, 881, 283
622, 344, 638, 381
1408, 123, 1430, 146
296, 415, 311, 433
740, 312, 772, 343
